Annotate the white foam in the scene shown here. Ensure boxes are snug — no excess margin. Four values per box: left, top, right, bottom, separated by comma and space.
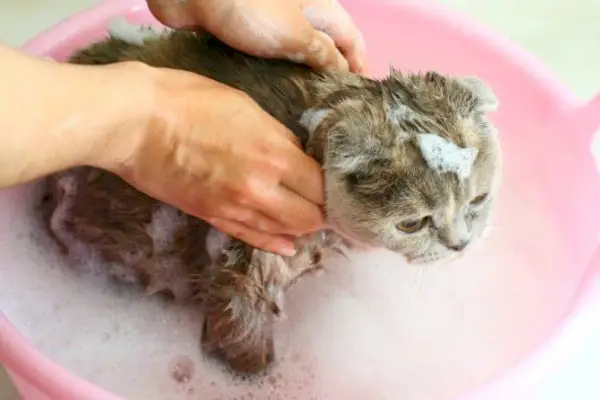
205, 227, 230, 264
299, 108, 330, 134
107, 16, 164, 45
146, 205, 186, 253
416, 132, 479, 180
0, 168, 580, 398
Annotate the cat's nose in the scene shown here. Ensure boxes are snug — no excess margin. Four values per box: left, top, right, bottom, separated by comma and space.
448, 241, 469, 252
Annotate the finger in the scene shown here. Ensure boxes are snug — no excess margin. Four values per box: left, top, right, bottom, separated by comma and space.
336, 37, 366, 74
282, 16, 349, 72
253, 183, 325, 234
219, 205, 303, 236
308, 31, 350, 72
253, 113, 323, 206
146, 0, 197, 29
265, 114, 303, 148
302, 4, 367, 73
277, 146, 325, 206
238, 93, 303, 148
208, 218, 297, 256
326, 24, 366, 74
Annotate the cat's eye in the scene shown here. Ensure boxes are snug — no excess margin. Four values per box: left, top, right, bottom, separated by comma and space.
396, 217, 428, 234
470, 193, 489, 206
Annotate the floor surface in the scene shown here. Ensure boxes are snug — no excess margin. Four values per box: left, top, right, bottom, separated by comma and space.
0, 0, 598, 398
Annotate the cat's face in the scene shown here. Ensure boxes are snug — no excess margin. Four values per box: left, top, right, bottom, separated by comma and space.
302, 71, 501, 264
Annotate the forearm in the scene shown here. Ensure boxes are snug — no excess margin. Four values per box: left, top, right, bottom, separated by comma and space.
0, 44, 152, 188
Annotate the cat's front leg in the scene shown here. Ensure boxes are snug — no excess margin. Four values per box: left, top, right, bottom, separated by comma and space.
195, 230, 342, 374
196, 239, 289, 375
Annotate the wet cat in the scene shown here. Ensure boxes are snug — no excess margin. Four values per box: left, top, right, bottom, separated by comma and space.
41, 19, 502, 375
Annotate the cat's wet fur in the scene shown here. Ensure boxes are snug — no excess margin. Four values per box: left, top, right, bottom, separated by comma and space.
41, 27, 501, 375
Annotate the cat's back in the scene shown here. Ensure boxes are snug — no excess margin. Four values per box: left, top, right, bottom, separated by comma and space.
139, 31, 314, 89
70, 31, 315, 140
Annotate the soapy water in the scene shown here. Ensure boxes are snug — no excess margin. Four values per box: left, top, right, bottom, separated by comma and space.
0, 140, 583, 399
0, 182, 327, 399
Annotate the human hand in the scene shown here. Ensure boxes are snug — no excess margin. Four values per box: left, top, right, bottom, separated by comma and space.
0, 47, 323, 256
147, 0, 366, 73
101, 65, 325, 256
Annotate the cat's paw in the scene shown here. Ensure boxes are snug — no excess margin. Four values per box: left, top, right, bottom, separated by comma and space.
194, 241, 289, 374
194, 235, 340, 375
201, 307, 275, 375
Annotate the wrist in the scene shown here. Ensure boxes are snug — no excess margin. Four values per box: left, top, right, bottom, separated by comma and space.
57, 60, 156, 173
0, 47, 156, 187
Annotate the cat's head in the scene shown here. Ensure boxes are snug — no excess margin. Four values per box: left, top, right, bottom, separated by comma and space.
301, 70, 501, 264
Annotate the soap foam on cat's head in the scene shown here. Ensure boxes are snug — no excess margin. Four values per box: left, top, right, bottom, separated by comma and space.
416, 133, 479, 180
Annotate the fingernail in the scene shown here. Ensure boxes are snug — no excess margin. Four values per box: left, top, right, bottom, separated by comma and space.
338, 54, 350, 72
355, 59, 365, 74
275, 241, 297, 257
323, 55, 348, 73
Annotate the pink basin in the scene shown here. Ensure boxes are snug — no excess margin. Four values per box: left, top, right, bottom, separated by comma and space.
1, 0, 599, 399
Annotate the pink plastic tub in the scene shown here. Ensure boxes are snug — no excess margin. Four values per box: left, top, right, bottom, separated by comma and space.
1, 0, 599, 399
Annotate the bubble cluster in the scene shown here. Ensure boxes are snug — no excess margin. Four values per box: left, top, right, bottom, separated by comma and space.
1, 173, 562, 398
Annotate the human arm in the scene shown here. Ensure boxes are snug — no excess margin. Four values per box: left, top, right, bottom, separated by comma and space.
0, 44, 147, 188
0, 44, 324, 255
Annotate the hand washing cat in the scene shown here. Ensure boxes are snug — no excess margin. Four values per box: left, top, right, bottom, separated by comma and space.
41, 8, 502, 377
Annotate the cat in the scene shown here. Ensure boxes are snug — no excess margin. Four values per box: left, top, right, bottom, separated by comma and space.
40, 19, 502, 376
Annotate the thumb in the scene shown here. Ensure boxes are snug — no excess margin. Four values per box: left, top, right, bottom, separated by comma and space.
147, 0, 197, 29
283, 20, 349, 72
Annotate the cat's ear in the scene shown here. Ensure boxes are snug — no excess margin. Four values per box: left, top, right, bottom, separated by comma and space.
456, 77, 499, 113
